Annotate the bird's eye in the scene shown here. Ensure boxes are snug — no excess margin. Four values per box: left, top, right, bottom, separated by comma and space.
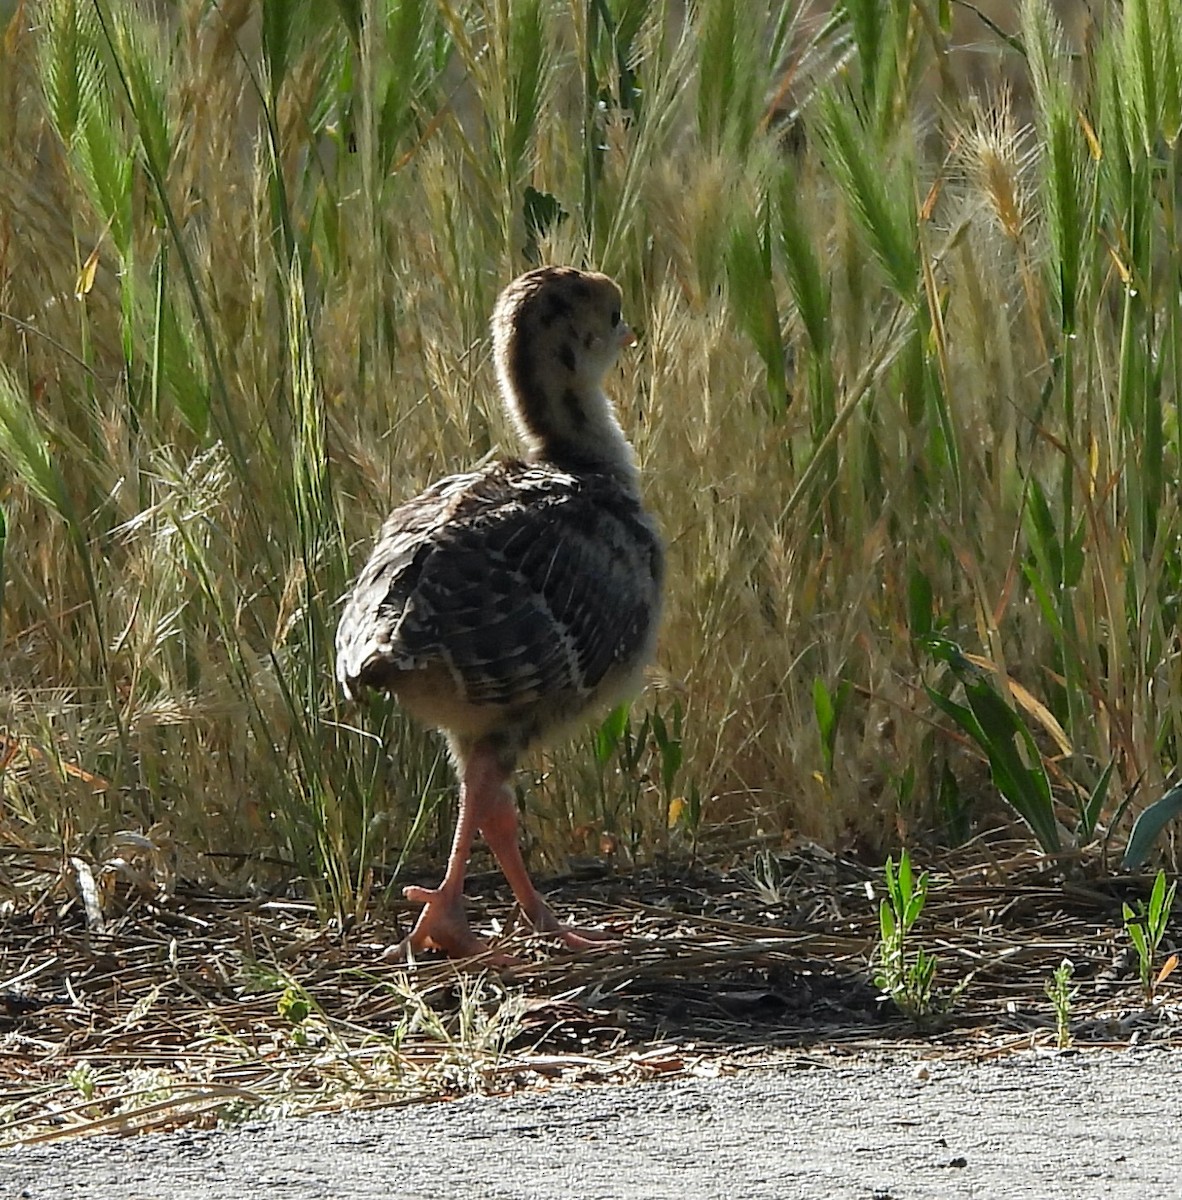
611, 309, 621, 328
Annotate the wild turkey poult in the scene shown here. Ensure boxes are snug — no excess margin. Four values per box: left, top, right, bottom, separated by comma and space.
335, 267, 665, 958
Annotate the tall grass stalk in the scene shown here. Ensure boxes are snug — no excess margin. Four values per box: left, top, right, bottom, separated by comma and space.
3, 0, 1182, 904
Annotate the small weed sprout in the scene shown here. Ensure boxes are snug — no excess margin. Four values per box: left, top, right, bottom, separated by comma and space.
1045, 958, 1078, 1048
67, 1062, 98, 1101
1122, 869, 1179, 1001
277, 983, 313, 1041
873, 850, 966, 1024
743, 848, 791, 906
874, 850, 934, 1020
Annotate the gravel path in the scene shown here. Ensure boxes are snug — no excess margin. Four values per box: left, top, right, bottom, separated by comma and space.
2, 1048, 1175, 1199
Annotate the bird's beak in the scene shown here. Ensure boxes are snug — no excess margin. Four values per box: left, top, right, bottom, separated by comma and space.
617, 322, 637, 349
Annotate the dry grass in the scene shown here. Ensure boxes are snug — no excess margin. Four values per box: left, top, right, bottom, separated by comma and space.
0, 0, 1180, 919
3, 836, 1180, 1142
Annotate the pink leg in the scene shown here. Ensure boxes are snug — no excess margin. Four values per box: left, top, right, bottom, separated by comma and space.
395, 754, 491, 959
474, 752, 616, 950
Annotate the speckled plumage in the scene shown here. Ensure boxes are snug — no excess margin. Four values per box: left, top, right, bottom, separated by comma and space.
335, 266, 663, 958
336, 462, 663, 759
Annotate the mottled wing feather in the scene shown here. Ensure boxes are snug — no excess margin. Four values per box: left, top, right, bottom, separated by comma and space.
335, 470, 483, 695
336, 463, 662, 712
505, 496, 655, 697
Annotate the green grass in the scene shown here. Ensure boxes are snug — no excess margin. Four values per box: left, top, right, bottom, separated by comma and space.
1, 0, 1181, 914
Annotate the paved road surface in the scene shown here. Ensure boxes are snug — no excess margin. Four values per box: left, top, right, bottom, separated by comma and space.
2, 1049, 1175, 1199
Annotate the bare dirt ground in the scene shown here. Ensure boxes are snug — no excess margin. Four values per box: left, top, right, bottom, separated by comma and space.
3, 1048, 1180, 1199
2, 837, 1181, 1197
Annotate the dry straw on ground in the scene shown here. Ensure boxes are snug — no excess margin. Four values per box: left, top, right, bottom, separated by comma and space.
2, 0, 1182, 1141
2, 836, 1179, 1142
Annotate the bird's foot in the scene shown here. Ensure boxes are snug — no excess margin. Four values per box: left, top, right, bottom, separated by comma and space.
389, 884, 492, 961
523, 902, 620, 951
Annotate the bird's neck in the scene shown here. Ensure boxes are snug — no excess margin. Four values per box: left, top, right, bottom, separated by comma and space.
509, 381, 642, 494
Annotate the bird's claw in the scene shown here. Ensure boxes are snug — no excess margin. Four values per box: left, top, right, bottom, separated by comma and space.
393, 884, 491, 960
521, 903, 620, 951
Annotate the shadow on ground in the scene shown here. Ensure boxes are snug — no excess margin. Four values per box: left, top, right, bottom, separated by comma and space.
2, 834, 1179, 1141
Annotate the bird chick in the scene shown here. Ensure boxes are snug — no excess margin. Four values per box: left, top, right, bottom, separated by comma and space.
336, 266, 664, 959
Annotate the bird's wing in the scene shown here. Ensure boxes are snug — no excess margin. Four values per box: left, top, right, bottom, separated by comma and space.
336, 466, 663, 709
334, 469, 485, 696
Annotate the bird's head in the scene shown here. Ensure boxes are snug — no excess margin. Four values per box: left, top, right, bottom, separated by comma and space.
492, 266, 638, 482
